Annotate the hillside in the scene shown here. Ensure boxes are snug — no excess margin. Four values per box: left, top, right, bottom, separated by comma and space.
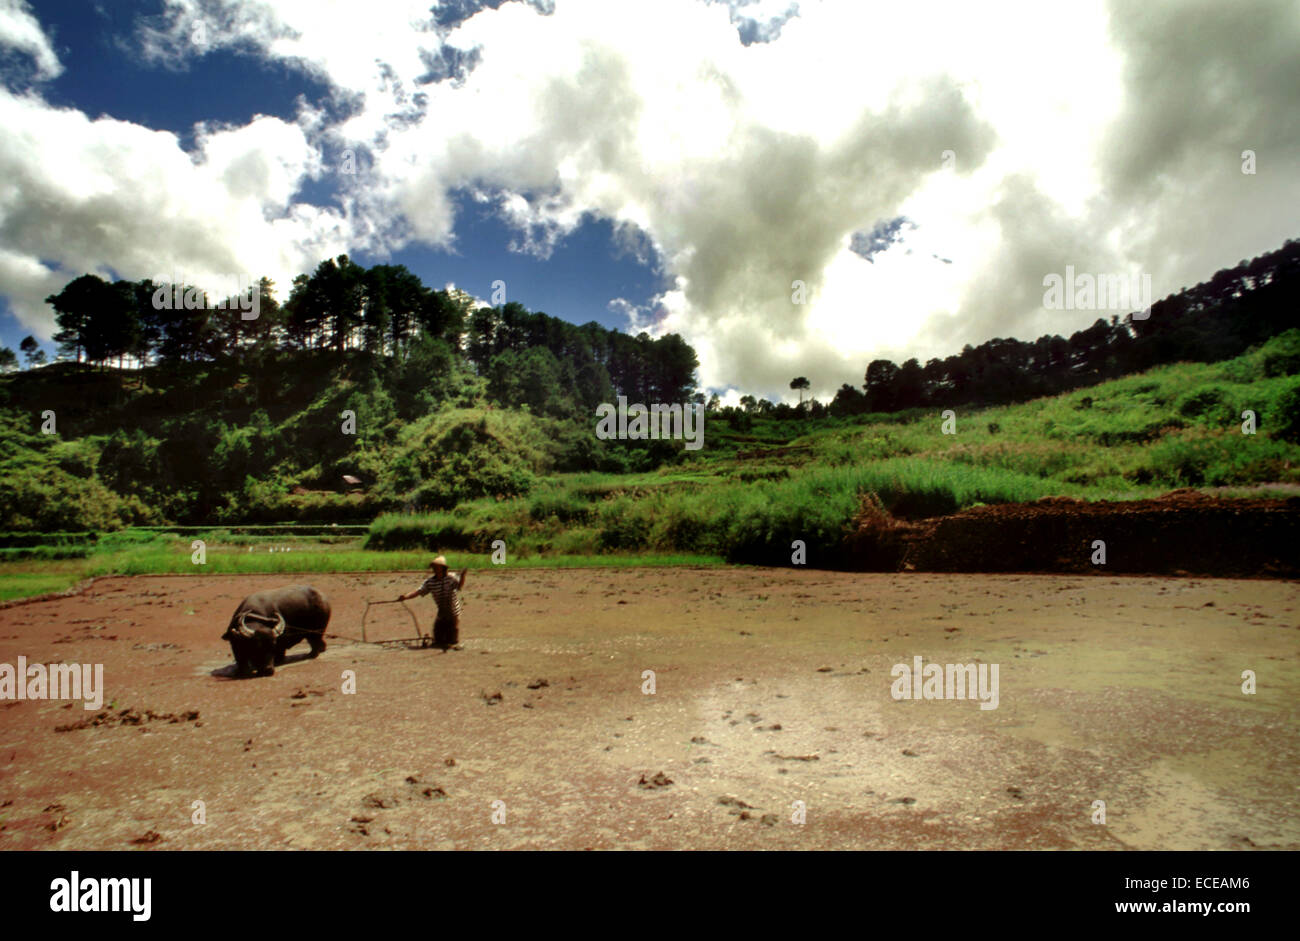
0, 341, 690, 531
3, 322, 1299, 553
2, 238, 1298, 560
365, 331, 1300, 564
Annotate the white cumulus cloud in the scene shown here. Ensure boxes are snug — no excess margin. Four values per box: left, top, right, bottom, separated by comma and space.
2, 0, 1297, 401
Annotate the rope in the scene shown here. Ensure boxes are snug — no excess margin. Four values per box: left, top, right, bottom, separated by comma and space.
360, 599, 424, 644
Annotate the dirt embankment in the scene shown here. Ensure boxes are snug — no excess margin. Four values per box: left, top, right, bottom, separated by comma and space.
848, 490, 1300, 578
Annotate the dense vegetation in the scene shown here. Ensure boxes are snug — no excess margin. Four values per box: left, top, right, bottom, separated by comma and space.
0, 238, 1297, 548
363, 329, 1300, 563
0, 256, 700, 529
4, 328, 1297, 602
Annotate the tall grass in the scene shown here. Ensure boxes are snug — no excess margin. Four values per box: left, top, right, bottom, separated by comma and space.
361, 335, 1300, 563
561, 459, 1088, 563
3, 333, 1297, 601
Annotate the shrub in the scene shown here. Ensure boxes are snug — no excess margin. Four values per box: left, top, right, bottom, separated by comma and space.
1139, 432, 1224, 486
1261, 330, 1300, 377
1176, 385, 1230, 422
528, 492, 592, 523
364, 512, 479, 550
1271, 379, 1300, 443
48, 439, 98, 478
0, 466, 131, 531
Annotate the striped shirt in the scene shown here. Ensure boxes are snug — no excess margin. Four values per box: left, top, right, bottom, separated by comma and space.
417, 572, 463, 619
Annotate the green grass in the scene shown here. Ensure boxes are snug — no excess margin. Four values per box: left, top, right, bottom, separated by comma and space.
0, 573, 86, 602
363, 333, 1300, 561
0, 532, 723, 603
3, 333, 1297, 600
82, 543, 722, 576
0, 546, 92, 561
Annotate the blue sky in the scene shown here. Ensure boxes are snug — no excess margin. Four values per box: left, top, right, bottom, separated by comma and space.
2, 0, 1296, 400
2, 0, 669, 356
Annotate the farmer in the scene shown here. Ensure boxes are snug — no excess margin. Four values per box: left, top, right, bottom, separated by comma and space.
397, 555, 468, 649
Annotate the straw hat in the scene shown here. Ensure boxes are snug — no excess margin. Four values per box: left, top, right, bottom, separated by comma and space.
430, 555, 449, 569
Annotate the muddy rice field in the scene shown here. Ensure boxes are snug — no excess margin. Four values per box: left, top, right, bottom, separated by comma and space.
0, 569, 1296, 850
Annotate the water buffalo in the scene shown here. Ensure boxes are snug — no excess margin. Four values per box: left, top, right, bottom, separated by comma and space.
222, 585, 331, 677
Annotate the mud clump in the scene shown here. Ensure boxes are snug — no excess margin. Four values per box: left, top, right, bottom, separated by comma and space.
402, 776, 448, 800
718, 795, 755, 809
638, 772, 673, 790
44, 804, 71, 832
718, 797, 778, 826
55, 707, 200, 733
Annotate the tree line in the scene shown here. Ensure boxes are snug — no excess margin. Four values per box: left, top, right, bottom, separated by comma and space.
7, 236, 1298, 424
720, 238, 1300, 421
14, 255, 699, 417
834, 239, 1300, 416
